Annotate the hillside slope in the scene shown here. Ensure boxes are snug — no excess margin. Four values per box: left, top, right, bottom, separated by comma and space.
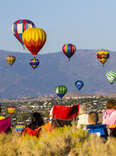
0, 49, 115, 98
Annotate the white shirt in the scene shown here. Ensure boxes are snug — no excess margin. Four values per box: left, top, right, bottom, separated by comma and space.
77, 114, 88, 128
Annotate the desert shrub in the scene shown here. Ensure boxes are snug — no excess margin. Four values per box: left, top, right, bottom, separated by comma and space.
18, 126, 88, 156
0, 126, 116, 156
0, 133, 18, 156
78, 136, 116, 156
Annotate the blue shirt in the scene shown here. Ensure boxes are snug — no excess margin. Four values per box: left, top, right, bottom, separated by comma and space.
86, 123, 108, 138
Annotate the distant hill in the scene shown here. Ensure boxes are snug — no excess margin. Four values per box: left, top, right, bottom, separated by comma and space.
0, 49, 116, 98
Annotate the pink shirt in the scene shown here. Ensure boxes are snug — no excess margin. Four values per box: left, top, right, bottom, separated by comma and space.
102, 109, 116, 125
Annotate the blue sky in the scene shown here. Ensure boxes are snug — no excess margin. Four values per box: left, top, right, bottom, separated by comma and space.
0, 0, 116, 54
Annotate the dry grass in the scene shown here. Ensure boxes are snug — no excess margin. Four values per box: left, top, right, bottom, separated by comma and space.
0, 126, 116, 156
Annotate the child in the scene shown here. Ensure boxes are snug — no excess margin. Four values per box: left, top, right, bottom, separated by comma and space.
77, 105, 88, 129
86, 112, 108, 140
22, 112, 44, 137
102, 99, 116, 137
102, 99, 116, 125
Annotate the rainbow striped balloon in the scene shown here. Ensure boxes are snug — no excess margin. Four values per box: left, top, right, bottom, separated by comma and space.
62, 44, 76, 61
16, 124, 25, 132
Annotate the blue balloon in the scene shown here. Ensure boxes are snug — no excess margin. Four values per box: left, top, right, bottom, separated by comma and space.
29, 57, 39, 69
75, 80, 84, 91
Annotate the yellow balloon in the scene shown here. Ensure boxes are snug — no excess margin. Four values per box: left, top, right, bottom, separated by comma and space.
97, 50, 110, 65
22, 28, 47, 55
8, 107, 16, 114
6, 56, 16, 66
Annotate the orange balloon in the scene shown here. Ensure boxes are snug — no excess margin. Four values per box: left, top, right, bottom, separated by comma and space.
8, 106, 16, 114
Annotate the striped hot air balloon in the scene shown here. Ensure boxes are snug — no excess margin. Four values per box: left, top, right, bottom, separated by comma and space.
55, 85, 67, 99
16, 124, 25, 132
22, 28, 47, 55
97, 50, 110, 66
12, 19, 35, 49
106, 71, 116, 84
8, 106, 16, 114
62, 43, 76, 61
6, 56, 16, 66
29, 57, 39, 69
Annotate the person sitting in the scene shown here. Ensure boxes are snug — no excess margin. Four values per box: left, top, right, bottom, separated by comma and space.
0, 117, 11, 134
22, 112, 44, 137
50, 104, 79, 128
102, 99, 116, 137
102, 99, 116, 125
0, 106, 11, 134
50, 104, 79, 121
77, 105, 88, 129
86, 112, 108, 140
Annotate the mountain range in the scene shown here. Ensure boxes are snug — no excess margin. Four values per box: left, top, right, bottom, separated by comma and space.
0, 49, 116, 99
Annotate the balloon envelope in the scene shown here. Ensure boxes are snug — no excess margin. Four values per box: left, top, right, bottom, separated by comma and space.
12, 19, 35, 49
22, 28, 47, 55
55, 85, 67, 99
6, 56, 16, 66
29, 57, 39, 69
62, 43, 76, 60
97, 50, 110, 65
8, 106, 16, 114
106, 71, 116, 84
75, 80, 84, 90
16, 124, 25, 132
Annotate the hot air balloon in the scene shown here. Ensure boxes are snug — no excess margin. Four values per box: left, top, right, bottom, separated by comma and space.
55, 85, 67, 99
6, 56, 16, 66
16, 124, 25, 132
106, 71, 116, 84
22, 28, 47, 55
8, 106, 16, 114
12, 19, 35, 49
97, 50, 110, 66
62, 43, 76, 61
75, 80, 84, 90
29, 57, 39, 69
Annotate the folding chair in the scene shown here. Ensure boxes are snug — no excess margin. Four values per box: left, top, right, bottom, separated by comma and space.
50, 105, 79, 121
